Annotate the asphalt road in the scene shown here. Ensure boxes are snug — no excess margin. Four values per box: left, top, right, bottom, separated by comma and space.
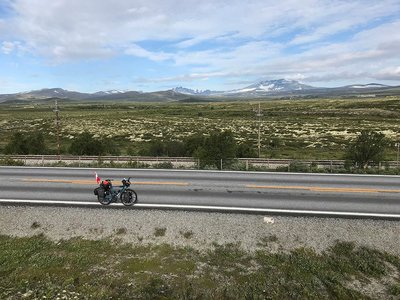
0, 166, 400, 218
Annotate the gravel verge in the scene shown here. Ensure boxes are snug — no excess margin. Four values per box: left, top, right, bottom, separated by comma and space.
0, 205, 399, 254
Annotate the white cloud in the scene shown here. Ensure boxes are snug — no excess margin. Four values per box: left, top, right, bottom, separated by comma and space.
1, 41, 15, 54
289, 1, 400, 45
5, 0, 395, 59
375, 67, 400, 81
1, 40, 27, 55
135, 71, 228, 84
124, 44, 172, 61
1, 0, 399, 88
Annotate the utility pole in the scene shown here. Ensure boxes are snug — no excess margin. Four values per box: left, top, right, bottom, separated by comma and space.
253, 102, 263, 158
54, 100, 61, 158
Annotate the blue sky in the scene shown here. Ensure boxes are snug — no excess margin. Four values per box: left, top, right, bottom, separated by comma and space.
0, 0, 400, 93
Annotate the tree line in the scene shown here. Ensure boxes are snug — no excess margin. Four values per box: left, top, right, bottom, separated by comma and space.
1, 130, 391, 170
2, 130, 255, 169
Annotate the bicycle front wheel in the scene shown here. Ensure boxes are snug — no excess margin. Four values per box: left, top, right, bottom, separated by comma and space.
121, 189, 138, 206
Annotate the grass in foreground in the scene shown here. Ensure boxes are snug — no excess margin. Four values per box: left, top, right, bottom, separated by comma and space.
1, 235, 399, 299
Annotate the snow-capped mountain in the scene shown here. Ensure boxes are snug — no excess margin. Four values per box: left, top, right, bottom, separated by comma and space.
172, 79, 316, 97
226, 79, 315, 95
93, 90, 129, 96
172, 87, 218, 96
346, 83, 390, 89
172, 79, 398, 98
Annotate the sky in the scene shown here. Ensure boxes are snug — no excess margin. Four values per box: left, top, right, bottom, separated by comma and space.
0, 0, 400, 93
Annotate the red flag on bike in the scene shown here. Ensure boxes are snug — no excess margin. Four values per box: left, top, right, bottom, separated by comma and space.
95, 172, 101, 184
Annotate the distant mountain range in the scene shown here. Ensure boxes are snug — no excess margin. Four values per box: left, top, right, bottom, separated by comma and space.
172, 79, 314, 96
0, 79, 399, 103
172, 79, 395, 97
0, 88, 188, 103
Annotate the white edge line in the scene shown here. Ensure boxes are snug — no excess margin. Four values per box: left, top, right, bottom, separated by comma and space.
1, 199, 400, 219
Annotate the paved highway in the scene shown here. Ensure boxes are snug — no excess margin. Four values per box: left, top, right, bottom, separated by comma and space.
0, 166, 399, 218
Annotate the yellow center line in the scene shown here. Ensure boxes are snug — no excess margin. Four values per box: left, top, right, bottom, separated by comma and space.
23, 179, 189, 186
137, 181, 189, 186
246, 184, 400, 194
24, 179, 94, 184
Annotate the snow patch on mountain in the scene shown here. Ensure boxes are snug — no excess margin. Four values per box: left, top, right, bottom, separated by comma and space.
225, 79, 314, 94
349, 83, 389, 89
172, 87, 217, 95
94, 90, 128, 95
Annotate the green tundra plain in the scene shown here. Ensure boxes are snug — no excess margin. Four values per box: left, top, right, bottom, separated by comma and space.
1, 96, 400, 160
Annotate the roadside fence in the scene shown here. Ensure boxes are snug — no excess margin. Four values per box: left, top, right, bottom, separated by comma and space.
0, 155, 399, 172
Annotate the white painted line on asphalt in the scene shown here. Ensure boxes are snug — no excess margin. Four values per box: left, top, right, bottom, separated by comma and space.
1, 199, 400, 219
0, 199, 103, 206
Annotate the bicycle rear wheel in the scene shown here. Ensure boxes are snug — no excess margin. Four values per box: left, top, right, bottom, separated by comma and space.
98, 189, 112, 205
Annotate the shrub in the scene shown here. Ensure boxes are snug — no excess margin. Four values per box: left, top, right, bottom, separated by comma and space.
154, 227, 166, 237
237, 142, 257, 158
0, 156, 25, 166
69, 132, 107, 155
4, 132, 47, 154
344, 130, 388, 169
180, 231, 194, 239
389, 284, 400, 296
141, 140, 185, 157
153, 162, 174, 169
194, 130, 237, 170
288, 160, 310, 172
276, 161, 309, 172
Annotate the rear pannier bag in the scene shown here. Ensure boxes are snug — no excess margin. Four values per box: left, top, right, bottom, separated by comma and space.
94, 186, 104, 195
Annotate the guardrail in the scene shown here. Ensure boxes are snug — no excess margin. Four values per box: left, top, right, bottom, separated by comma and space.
0, 155, 399, 170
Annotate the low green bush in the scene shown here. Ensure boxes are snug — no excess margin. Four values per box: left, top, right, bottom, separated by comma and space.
0, 156, 25, 166
152, 161, 174, 169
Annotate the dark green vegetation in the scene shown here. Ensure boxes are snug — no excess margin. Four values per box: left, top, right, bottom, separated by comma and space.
1, 97, 400, 160
0, 235, 399, 299
4, 132, 47, 155
345, 130, 389, 169
68, 131, 120, 156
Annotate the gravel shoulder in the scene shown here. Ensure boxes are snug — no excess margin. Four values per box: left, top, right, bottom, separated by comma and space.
0, 205, 399, 254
